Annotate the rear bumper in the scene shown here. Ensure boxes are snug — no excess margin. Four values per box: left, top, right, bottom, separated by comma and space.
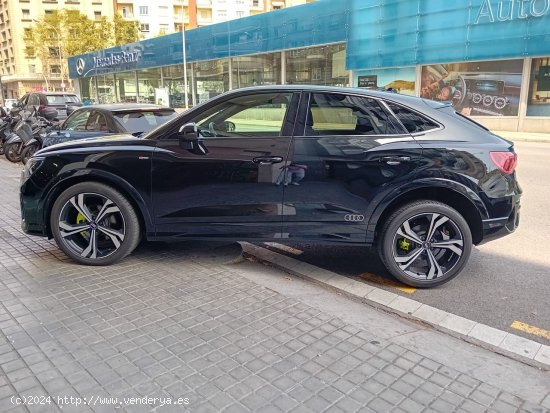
479, 198, 520, 245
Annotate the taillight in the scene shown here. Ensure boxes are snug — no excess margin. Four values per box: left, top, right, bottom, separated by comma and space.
490, 151, 517, 174
38, 104, 46, 113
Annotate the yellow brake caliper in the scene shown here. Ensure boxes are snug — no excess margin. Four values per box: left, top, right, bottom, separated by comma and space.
399, 238, 411, 251
76, 212, 87, 236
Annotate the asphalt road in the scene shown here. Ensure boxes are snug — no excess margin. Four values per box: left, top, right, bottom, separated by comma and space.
263, 141, 550, 345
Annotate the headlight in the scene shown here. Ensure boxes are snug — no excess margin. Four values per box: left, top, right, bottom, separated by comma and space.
21, 156, 45, 183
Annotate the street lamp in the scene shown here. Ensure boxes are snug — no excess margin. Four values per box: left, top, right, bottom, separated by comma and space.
32, 19, 65, 92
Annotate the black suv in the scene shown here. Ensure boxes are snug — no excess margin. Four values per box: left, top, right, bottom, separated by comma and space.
15, 92, 82, 120
20, 86, 521, 287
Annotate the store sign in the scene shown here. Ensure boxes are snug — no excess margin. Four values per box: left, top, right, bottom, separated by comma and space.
358, 75, 377, 88
93, 51, 139, 69
475, 0, 550, 24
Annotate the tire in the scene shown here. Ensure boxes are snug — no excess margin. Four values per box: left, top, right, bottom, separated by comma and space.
4, 142, 22, 163
378, 200, 472, 288
21, 143, 39, 165
0, 140, 4, 156
50, 182, 141, 265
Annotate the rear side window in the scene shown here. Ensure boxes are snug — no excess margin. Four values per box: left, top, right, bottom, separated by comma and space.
305, 93, 403, 136
387, 102, 440, 134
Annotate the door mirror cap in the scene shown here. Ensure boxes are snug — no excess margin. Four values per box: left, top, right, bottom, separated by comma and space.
179, 122, 199, 150
179, 122, 198, 141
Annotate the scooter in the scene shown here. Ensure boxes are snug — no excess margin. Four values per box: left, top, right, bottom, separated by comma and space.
0, 114, 19, 156
20, 115, 58, 164
4, 108, 56, 163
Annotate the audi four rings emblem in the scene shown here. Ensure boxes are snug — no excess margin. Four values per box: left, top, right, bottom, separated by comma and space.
76, 58, 86, 75
345, 214, 365, 222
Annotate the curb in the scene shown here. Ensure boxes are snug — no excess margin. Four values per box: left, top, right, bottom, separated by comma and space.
241, 243, 550, 371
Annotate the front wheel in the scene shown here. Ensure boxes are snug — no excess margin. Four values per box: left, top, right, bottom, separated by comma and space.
378, 201, 472, 288
0, 139, 5, 156
4, 142, 22, 163
21, 143, 40, 165
50, 182, 141, 265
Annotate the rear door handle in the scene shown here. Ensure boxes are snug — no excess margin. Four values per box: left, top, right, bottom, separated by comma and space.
253, 156, 283, 165
381, 156, 411, 165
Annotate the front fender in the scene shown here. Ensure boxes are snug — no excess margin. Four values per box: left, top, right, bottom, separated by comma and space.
6, 134, 22, 144
24, 138, 38, 147
42, 168, 154, 236
366, 178, 489, 242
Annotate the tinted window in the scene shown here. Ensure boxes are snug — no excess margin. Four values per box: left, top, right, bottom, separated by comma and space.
113, 110, 177, 134
28, 94, 40, 107
63, 110, 90, 131
193, 92, 293, 137
46, 94, 80, 105
305, 93, 402, 136
387, 102, 440, 133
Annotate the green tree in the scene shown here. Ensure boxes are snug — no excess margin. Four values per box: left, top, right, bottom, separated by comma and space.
25, 10, 112, 89
113, 13, 141, 46
25, 10, 141, 90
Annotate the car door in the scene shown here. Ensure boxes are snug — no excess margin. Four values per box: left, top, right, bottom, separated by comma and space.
281, 92, 425, 243
152, 90, 301, 239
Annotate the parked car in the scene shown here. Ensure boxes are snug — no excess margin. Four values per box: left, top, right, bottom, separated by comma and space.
15, 92, 82, 120
42, 104, 178, 147
20, 85, 521, 287
3, 99, 19, 113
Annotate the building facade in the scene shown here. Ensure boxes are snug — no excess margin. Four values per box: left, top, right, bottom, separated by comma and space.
0, 0, 114, 99
116, 0, 313, 38
68, 0, 550, 132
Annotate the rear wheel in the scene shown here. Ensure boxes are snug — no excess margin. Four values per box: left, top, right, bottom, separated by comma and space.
4, 142, 22, 162
378, 201, 472, 287
21, 143, 39, 165
50, 182, 141, 265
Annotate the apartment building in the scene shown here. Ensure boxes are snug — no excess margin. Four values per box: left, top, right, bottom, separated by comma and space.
0, 0, 114, 99
116, 0, 313, 38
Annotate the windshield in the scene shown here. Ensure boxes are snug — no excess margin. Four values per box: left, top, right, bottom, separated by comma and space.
113, 110, 178, 134
46, 95, 80, 104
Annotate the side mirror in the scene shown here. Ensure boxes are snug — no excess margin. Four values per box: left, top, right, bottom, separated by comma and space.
178, 122, 198, 149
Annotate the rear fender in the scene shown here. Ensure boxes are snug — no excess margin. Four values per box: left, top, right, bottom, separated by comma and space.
366, 178, 488, 243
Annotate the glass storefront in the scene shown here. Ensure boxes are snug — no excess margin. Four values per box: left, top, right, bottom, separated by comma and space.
232, 53, 281, 89
420, 60, 524, 117
527, 57, 550, 117
137, 68, 162, 104
115, 71, 137, 104
286, 44, 348, 87
162, 64, 192, 108
194, 59, 230, 104
96, 74, 116, 104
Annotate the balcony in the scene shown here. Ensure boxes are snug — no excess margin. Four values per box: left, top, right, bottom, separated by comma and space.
196, 0, 212, 7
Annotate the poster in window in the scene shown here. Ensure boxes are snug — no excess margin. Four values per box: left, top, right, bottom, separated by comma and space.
354, 67, 416, 96
420, 60, 523, 117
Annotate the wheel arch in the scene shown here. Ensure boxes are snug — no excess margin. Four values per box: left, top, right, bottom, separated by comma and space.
369, 181, 488, 246
42, 170, 153, 238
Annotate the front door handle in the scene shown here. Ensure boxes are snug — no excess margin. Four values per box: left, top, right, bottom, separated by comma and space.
381, 156, 411, 165
253, 156, 283, 165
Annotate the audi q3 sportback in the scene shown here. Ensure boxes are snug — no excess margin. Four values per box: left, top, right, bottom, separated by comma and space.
20, 86, 521, 287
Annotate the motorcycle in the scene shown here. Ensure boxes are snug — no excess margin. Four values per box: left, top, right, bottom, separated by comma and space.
4, 108, 57, 163
0, 114, 19, 156
20, 115, 58, 165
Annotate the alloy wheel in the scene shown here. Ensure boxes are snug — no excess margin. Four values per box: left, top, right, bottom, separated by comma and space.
392, 213, 464, 281
58, 193, 126, 259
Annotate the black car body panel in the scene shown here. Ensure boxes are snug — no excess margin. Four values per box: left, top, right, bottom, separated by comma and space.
21, 86, 521, 251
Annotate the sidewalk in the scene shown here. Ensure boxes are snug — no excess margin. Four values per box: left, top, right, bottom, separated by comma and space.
494, 130, 550, 143
0, 158, 549, 412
